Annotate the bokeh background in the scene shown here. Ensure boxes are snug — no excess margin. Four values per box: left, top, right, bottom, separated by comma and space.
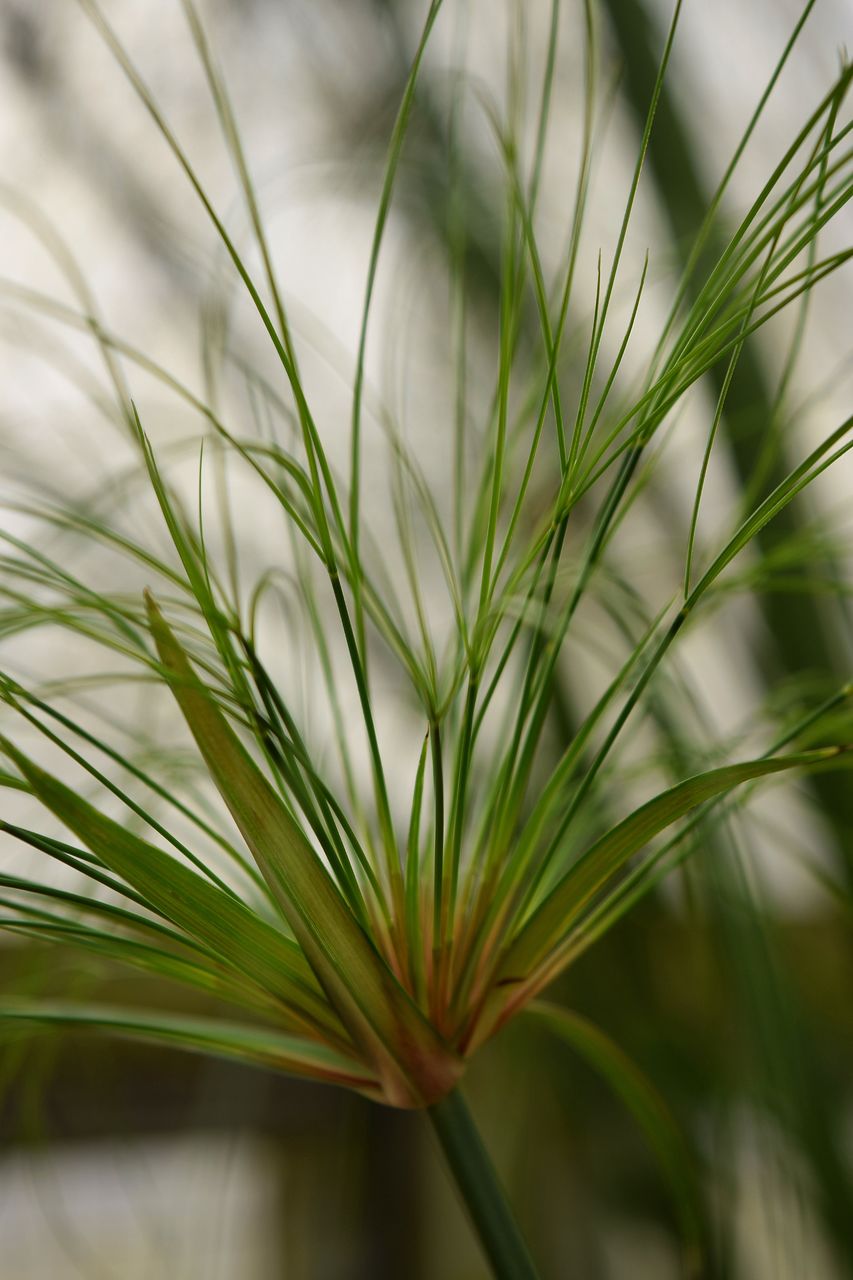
0, 1, 852, 1276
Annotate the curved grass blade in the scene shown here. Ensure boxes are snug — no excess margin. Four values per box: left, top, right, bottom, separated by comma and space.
0, 867, 283, 999
0, 1001, 379, 1094
527, 1001, 703, 1262
0, 915, 285, 1019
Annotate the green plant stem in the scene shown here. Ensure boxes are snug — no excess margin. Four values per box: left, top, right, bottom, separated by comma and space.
428, 1088, 541, 1280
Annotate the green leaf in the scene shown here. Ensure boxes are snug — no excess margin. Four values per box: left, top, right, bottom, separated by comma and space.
500, 748, 849, 985
0, 735, 341, 1044
0, 1000, 380, 1094
145, 593, 461, 1107
0, 910, 284, 1020
527, 1002, 703, 1259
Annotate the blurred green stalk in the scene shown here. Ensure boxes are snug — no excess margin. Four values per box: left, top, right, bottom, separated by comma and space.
429, 1089, 541, 1280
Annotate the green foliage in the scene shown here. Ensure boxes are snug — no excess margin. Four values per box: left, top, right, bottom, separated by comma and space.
0, 1, 850, 1274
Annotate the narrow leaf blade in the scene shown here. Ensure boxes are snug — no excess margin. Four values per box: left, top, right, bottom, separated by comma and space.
145, 593, 461, 1106
0, 1000, 379, 1093
0, 735, 340, 1044
528, 1001, 703, 1258
503, 750, 847, 980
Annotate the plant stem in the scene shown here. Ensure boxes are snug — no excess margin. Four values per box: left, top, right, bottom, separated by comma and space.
428, 1088, 542, 1280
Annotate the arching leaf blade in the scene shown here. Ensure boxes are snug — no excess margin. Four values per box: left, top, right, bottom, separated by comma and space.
527, 1001, 704, 1261
0, 1000, 379, 1093
501, 747, 850, 985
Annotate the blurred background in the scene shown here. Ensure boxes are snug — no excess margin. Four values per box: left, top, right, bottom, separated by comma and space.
0, 0, 852, 1276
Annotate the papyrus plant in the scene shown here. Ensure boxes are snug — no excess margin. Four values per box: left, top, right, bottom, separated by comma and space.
1, 1, 851, 1275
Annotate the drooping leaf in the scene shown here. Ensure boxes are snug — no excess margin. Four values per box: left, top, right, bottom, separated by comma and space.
0, 911, 284, 1020
527, 1001, 703, 1259
0, 1000, 380, 1094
